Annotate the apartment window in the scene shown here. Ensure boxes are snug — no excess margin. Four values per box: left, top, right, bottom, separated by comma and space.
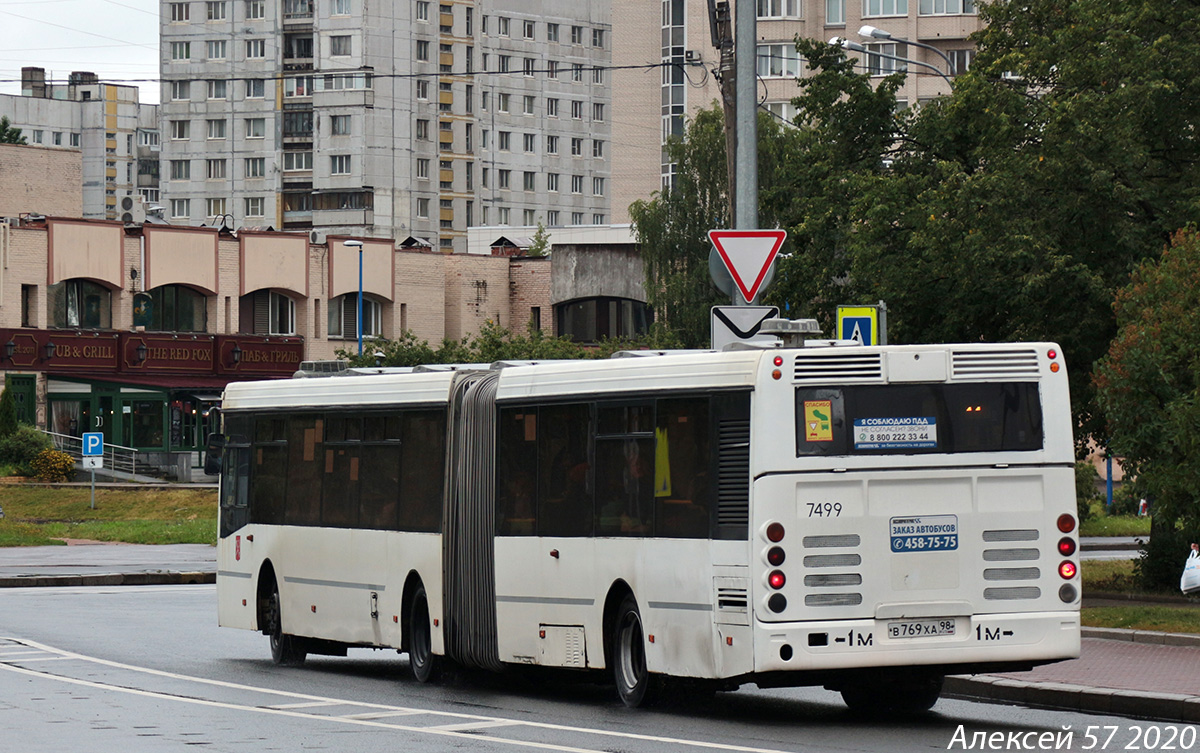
865, 42, 907, 75
285, 76, 313, 97
863, 0, 907, 16
570, 25, 582, 44
416, 40, 429, 61
826, 0, 845, 24
547, 172, 559, 192
571, 174, 583, 193
481, 90, 488, 110
244, 117, 265, 138
170, 80, 191, 100
246, 78, 265, 98
757, 0, 800, 17
171, 199, 191, 218
466, 84, 474, 113
206, 197, 227, 217
331, 154, 351, 174
593, 67, 603, 84
546, 135, 558, 154
592, 28, 604, 48
417, 198, 429, 217
416, 119, 429, 139
570, 137, 582, 156
547, 60, 559, 79
481, 206, 489, 224
246, 39, 266, 58
170, 120, 190, 140
331, 114, 351, 135
522, 19, 535, 39
246, 0, 265, 19
498, 93, 510, 112
465, 123, 473, 151
329, 35, 351, 56
170, 42, 191, 60
499, 131, 511, 151
522, 209, 536, 226
523, 95, 535, 115
571, 100, 582, 119
283, 151, 313, 170
498, 169, 511, 189
571, 211, 583, 225
245, 157, 265, 177
465, 6, 473, 34
207, 39, 227, 59
206, 1, 226, 20
465, 46, 474, 73
170, 2, 190, 21
547, 98, 559, 117
70, 133, 80, 147
482, 167, 489, 187
206, 159, 227, 179
523, 171, 535, 191
245, 197, 265, 217
592, 214, 605, 225
416, 0, 429, 21
592, 139, 604, 158
498, 207, 510, 224
523, 133, 535, 153
572, 63, 583, 82
498, 55, 510, 73
546, 210, 558, 225
333, 0, 352, 14
417, 158, 429, 178
170, 160, 191, 180
465, 162, 473, 190
416, 79, 429, 99
207, 119, 227, 139
593, 177, 605, 196
949, 48, 975, 74
53, 132, 62, 146
498, 16, 509, 35
593, 103, 605, 122
524, 58, 535, 77
547, 22, 558, 42
757, 43, 803, 78
920, 0, 974, 12
207, 79, 227, 99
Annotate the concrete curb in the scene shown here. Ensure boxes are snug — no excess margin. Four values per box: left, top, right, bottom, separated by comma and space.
945, 675, 1200, 723
0, 572, 215, 588
1083, 626, 1200, 647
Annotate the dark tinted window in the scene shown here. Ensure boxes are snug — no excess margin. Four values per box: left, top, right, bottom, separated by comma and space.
286, 415, 323, 525
322, 443, 360, 527
654, 398, 710, 538
497, 408, 538, 535
251, 445, 287, 525
359, 444, 401, 529
538, 404, 591, 537
795, 383, 1044, 457
399, 410, 445, 532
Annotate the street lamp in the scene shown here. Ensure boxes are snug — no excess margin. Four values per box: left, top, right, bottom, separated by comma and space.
858, 25, 956, 78
830, 37, 952, 85
343, 239, 365, 356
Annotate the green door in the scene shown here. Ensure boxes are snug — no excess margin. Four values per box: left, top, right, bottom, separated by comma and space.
5, 375, 36, 426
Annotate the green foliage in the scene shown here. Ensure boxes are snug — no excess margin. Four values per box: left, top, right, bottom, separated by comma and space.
0, 425, 53, 476
1079, 513, 1151, 538
339, 323, 601, 368
30, 449, 76, 483
0, 383, 17, 438
1075, 461, 1101, 524
527, 222, 550, 258
0, 116, 27, 145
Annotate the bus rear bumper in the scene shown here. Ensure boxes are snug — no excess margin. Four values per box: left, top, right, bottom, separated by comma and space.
752, 610, 1080, 675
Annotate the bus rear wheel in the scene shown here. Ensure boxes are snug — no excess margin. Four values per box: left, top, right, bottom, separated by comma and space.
407, 584, 439, 683
839, 672, 943, 715
266, 586, 307, 666
612, 594, 658, 708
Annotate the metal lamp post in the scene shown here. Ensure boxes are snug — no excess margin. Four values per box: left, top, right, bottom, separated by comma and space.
343, 240, 365, 356
858, 25, 957, 77
830, 37, 952, 85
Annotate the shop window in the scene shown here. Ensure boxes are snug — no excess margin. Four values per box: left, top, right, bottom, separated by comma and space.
239, 290, 297, 335
128, 400, 165, 449
48, 279, 112, 329
148, 284, 209, 332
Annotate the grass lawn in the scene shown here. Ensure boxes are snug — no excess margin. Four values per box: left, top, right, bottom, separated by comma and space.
0, 486, 216, 546
1082, 606, 1200, 634
1080, 513, 1151, 537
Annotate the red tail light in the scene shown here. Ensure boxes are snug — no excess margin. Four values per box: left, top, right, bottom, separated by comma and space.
768, 571, 786, 589
1059, 561, 1077, 579
1058, 538, 1076, 556
767, 546, 786, 566
1057, 514, 1075, 533
766, 523, 785, 543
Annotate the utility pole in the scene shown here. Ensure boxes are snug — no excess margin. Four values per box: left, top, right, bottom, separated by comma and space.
707, 0, 736, 226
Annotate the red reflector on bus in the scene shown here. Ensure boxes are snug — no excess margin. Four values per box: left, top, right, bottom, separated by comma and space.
767, 523, 785, 542
1059, 561, 1077, 579
1048, 349, 1057, 359
1058, 538, 1076, 556
772, 369, 782, 380
769, 570, 786, 589
726, 636, 733, 646
767, 546, 786, 566
773, 356, 783, 367
1057, 514, 1075, 533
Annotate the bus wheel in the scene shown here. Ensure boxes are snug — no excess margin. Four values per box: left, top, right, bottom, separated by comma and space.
840, 673, 943, 714
407, 584, 439, 683
612, 594, 657, 707
266, 586, 307, 666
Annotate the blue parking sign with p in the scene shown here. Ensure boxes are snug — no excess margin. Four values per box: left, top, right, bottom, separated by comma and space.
83, 432, 103, 456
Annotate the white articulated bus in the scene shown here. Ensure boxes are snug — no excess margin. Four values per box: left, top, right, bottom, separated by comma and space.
211, 341, 1080, 711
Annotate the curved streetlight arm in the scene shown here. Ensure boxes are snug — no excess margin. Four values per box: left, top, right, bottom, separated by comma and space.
830, 37, 952, 85
858, 25, 956, 77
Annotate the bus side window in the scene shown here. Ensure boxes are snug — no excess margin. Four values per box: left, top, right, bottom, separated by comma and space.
538, 403, 592, 537
251, 417, 288, 525
497, 408, 537, 536
654, 397, 710, 539
399, 410, 445, 532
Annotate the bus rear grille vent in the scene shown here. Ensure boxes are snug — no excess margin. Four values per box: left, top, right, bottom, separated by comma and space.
793, 353, 883, 383
717, 587, 749, 612
952, 349, 1040, 379
805, 593, 863, 607
804, 573, 863, 587
984, 586, 1041, 600
802, 554, 862, 568
983, 567, 1040, 581
983, 548, 1040, 562
716, 419, 750, 528
982, 529, 1039, 542
803, 534, 861, 548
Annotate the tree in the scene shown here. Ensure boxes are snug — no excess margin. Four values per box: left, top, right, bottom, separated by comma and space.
0, 381, 17, 438
1095, 229, 1200, 588
0, 117, 27, 145
526, 222, 550, 258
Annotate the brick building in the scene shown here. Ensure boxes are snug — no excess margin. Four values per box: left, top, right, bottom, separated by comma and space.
0, 143, 83, 219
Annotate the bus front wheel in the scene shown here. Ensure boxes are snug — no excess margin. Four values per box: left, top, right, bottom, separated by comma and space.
839, 672, 943, 715
266, 586, 307, 666
612, 594, 658, 708
407, 584, 439, 683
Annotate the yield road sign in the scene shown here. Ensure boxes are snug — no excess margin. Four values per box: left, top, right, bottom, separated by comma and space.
711, 305, 779, 350
708, 229, 787, 303
82, 432, 104, 456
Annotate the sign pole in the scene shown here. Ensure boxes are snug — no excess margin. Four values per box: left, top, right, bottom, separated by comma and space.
90, 467, 95, 510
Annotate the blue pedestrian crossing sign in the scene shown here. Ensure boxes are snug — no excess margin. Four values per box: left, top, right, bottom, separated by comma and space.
836, 305, 886, 346
82, 432, 103, 456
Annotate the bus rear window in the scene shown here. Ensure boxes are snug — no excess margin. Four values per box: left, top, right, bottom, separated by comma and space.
795, 383, 1043, 457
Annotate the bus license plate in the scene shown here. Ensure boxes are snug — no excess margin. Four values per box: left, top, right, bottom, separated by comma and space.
887, 619, 956, 639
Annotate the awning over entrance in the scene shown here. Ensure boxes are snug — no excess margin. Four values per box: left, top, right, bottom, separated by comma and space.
46, 372, 276, 391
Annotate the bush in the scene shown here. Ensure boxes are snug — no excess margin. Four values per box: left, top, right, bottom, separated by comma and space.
0, 424, 54, 475
0, 384, 17, 438
30, 449, 76, 483
1075, 461, 1101, 524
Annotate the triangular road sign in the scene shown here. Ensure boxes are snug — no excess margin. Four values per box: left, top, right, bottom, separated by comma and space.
708, 229, 787, 303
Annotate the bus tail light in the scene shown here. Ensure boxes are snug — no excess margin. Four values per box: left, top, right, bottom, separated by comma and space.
768, 594, 787, 613
1056, 514, 1075, 533
1058, 561, 1077, 579
1057, 537, 1076, 556
768, 570, 786, 589
766, 523, 785, 542
767, 546, 786, 566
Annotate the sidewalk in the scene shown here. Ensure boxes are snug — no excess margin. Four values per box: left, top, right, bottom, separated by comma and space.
0, 543, 1195, 721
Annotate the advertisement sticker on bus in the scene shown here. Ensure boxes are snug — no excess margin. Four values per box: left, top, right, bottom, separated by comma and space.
853, 416, 937, 450
890, 515, 958, 552
803, 401, 833, 442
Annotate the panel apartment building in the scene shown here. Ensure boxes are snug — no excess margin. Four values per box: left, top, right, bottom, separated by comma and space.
159, 0, 612, 252
609, 0, 981, 222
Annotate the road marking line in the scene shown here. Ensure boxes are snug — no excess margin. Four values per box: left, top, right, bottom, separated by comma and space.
341, 710, 424, 720
2, 656, 73, 663
266, 701, 350, 710
429, 720, 523, 732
